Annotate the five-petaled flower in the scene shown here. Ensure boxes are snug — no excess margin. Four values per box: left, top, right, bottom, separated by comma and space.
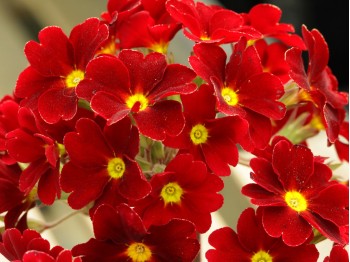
72, 203, 200, 261
206, 207, 319, 262
60, 117, 151, 209
15, 18, 109, 124
76, 49, 197, 140
133, 153, 224, 233
242, 139, 349, 246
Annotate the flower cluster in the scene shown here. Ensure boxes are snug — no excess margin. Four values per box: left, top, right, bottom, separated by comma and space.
0, 0, 348, 261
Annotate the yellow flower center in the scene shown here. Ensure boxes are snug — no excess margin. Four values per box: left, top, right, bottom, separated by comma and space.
190, 124, 208, 145
126, 242, 152, 262
251, 250, 273, 262
150, 42, 169, 54
65, 69, 85, 88
126, 94, 149, 112
221, 87, 238, 106
310, 115, 325, 130
285, 191, 308, 212
107, 157, 126, 179
160, 182, 183, 205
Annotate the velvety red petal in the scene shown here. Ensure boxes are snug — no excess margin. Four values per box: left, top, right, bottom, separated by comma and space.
271, 241, 319, 262
63, 118, 113, 167
145, 219, 200, 262
38, 88, 77, 124
206, 227, 251, 261
37, 167, 60, 205
301, 211, 347, 245
237, 208, 276, 253
309, 183, 349, 227
325, 245, 349, 262
149, 64, 196, 101
262, 206, 313, 246
323, 103, 344, 143
189, 43, 226, 84
133, 100, 184, 140
239, 73, 286, 120
241, 183, 286, 206
0, 178, 24, 213
118, 50, 167, 94
24, 26, 74, 76
103, 117, 139, 158
285, 47, 310, 90
15, 67, 63, 99
56, 249, 82, 262
19, 159, 50, 194
60, 162, 109, 209
90, 91, 130, 125
76, 55, 131, 102
250, 157, 284, 194
117, 159, 151, 200
6, 129, 44, 163
272, 140, 314, 190
69, 18, 109, 70
22, 251, 55, 262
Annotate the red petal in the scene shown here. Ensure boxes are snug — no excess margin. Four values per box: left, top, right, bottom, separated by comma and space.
286, 47, 309, 90
272, 140, 314, 190
61, 162, 109, 209
90, 91, 130, 125
63, 118, 113, 167
133, 100, 185, 140
24, 26, 73, 76
37, 167, 60, 205
76, 55, 131, 101
69, 18, 109, 70
22, 251, 55, 262
262, 206, 313, 246
19, 160, 50, 194
38, 88, 77, 124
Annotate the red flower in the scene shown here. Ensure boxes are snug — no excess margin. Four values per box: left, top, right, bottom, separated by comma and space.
242, 139, 349, 246
166, 0, 261, 44
72, 204, 200, 261
60, 117, 151, 209
117, 0, 181, 53
241, 3, 306, 49
0, 162, 35, 231
0, 228, 80, 262
164, 85, 248, 176
324, 244, 349, 262
189, 39, 286, 149
15, 18, 108, 124
206, 207, 319, 262
133, 153, 223, 233
286, 25, 348, 143
5, 107, 61, 205
76, 50, 196, 140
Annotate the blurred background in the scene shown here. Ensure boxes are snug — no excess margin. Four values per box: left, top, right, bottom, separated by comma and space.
0, 0, 347, 261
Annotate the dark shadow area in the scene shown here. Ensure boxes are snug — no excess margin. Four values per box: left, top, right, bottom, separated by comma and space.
217, 0, 349, 92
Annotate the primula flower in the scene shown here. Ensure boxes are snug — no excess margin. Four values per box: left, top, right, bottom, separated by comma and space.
286, 25, 348, 143
166, 0, 261, 44
99, 0, 142, 55
76, 49, 197, 140
133, 153, 224, 233
5, 107, 61, 205
164, 85, 248, 176
242, 139, 349, 246
72, 203, 200, 261
117, 0, 181, 53
15, 18, 108, 124
0, 162, 35, 231
0, 228, 81, 262
324, 244, 349, 262
60, 117, 151, 209
241, 3, 306, 49
190, 38, 286, 149
206, 207, 319, 262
